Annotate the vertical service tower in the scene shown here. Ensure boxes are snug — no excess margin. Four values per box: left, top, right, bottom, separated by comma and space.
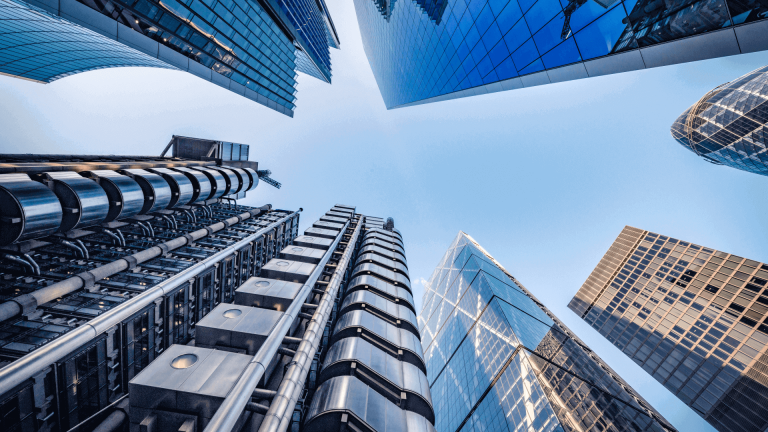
420, 232, 675, 432
303, 211, 436, 432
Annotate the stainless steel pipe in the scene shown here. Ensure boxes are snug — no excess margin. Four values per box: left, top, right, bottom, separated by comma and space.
258, 218, 362, 432
203, 219, 351, 432
0, 210, 299, 396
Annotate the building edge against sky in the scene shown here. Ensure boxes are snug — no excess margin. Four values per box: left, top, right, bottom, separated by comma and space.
671, 65, 768, 177
569, 226, 768, 432
0, 0, 341, 117
419, 231, 675, 432
353, 0, 768, 109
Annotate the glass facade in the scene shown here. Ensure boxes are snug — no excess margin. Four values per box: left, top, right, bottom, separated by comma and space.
353, 0, 768, 108
569, 226, 768, 432
671, 65, 768, 177
420, 232, 674, 432
0, 0, 339, 115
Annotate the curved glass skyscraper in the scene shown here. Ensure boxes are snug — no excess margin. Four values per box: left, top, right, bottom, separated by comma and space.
354, 0, 768, 109
0, 0, 340, 116
671, 66, 768, 177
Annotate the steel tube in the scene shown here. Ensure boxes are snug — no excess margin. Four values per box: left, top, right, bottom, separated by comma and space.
0, 210, 299, 396
258, 218, 361, 432
203, 219, 351, 432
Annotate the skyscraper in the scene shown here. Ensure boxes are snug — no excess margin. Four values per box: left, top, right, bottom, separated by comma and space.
0, 145, 434, 432
569, 227, 768, 432
353, 0, 768, 109
420, 231, 674, 432
671, 65, 768, 177
0, 0, 340, 116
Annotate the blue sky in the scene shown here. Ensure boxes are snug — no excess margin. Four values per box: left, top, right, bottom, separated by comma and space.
1, 0, 767, 430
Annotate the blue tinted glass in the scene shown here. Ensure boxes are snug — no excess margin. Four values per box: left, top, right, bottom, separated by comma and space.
573, 4, 629, 60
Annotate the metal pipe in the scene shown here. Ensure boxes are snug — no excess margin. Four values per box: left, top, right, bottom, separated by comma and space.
245, 402, 270, 415
0, 210, 299, 395
92, 399, 129, 432
134, 222, 148, 237
203, 219, 350, 432
257, 218, 361, 432
21, 253, 41, 276
252, 388, 277, 399
100, 229, 122, 246
115, 229, 126, 246
58, 239, 84, 258
1, 253, 35, 275
75, 239, 89, 259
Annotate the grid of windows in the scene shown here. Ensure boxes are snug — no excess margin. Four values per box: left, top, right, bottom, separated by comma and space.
0, 0, 173, 81
671, 65, 768, 177
354, 0, 768, 108
421, 232, 674, 432
570, 227, 768, 432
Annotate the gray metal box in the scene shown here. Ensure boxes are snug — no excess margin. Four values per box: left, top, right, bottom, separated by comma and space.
320, 215, 347, 224
129, 345, 251, 432
262, 259, 316, 283
312, 220, 344, 231
195, 303, 283, 354
280, 245, 326, 264
325, 211, 351, 219
293, 235, 333, 250
235, 277, 303, 311
303, 227, 337, 240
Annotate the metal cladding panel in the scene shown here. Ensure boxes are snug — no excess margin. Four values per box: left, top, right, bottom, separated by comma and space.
80, 170, 144, 222
305, 376, 437, 432
280, 245, 326, 264
129, 345, 251, 417
356, 253, 409, 278
293, 235, 334, 250
195, 303, 282, 354
320, 215, 348, 224
325, 211, 351, 219
147, 168, 195, 207
334, 309, 425, 372
35, 171, 109, 232
366, 228, 403, 244
224, 167, 249, 195
359, 244, 408, 266
170, 167, 212, 204
234, 277, 302, 312
348, 275, 416, 312
352, 263, 411, 291
304, 227, 338, 240
120, 169, 173, 213
191, 167, 227, 199
322, 337, 434, 421
341, 290, 418, 333
312, 220, 344, 231
262, 259, 317, 283
0, 173, 62, 245
362, 238, 406, 259
364, 230, 405, 248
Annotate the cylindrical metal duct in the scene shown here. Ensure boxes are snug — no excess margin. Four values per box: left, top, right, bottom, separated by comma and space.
81, 170, 144, 222
170, 167, 212, 204
206, 166, 238, 196
147, 168, 195, 207
0, 173, 62, 246
191, 167, 227, 199
119, 169, 173, 213
32, 171, 109, 232
242, 168, 259, 192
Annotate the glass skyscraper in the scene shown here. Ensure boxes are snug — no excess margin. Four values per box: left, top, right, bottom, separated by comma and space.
569, 226, 768, 432
671, 65, 768, 177
353, 0, 768, 108
420, 232, 674, 432
0, 0, 340, 116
